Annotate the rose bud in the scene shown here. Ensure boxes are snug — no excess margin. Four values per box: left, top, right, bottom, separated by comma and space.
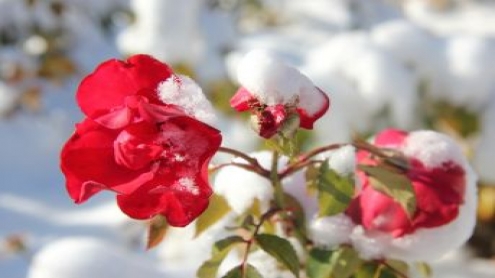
230, 49, 330, 139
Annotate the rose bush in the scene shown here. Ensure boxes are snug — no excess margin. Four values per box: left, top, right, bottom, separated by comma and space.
60, 54, 221, 227
59, 52, 478, 277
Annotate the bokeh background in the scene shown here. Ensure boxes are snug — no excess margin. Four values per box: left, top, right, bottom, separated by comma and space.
0, 0, 495, 277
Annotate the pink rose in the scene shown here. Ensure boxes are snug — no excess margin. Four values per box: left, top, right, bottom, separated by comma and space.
347, 129, 467, 237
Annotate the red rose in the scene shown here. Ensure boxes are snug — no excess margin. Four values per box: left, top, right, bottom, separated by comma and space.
230, 87, 329, 138
230, 50, 330, 139
347, 129, 467, 237
77, 54, 185, 129
61, 55, 222, 226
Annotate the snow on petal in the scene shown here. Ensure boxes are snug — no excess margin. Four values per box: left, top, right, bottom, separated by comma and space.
237, 49, 324, 116
157, 74, 216, 124
384, 164, 478, 262
401, 130, 467, 170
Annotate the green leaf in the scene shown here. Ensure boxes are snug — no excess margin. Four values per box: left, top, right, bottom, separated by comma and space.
385, 260, 409, 277
306, 248, 334, 278
248, 198, 262, 219
307, 246, 363, 278
358, 164, 416, 218
222, 264, 264, 278
415, 262, 432, 278
317, 160, 354, 217
255, 233, 300, 277
328, 246, 363, 278
305, 164, 319, 196
354, 263, 397, 278
284, 193, 307, 239
146, 215, 168, 250
197, 236, 245, 278
195, 194, 231, 237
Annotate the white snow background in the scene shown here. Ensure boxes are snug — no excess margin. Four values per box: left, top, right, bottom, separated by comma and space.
1, 0, 495, 277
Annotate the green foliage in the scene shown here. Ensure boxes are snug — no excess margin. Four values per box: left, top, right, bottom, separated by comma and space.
195, 194, 232, 237
305, 163, 319, 195
307, 247, 363, 278
358, 164, 416, 218
428, 101, 480, 138
354, 263, 397, 278
306, 248, 334, 278
415, 262, 433, 278
284, 193, 308, 240
265, 134, 299, 158
197, 236, 245, 278
146, 215, 168, 250
316, 160, 355, 217
255, 233, 300, 277
222, 264, 264, 278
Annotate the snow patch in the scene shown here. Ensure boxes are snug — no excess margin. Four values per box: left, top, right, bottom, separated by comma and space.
402, 130, 466, 170
27, 237, 165, 278
237, 49, 324, 115
158, 75, 216, 125
310, 214, 355, 249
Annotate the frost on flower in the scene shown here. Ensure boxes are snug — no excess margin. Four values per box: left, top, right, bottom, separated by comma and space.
230, 49, 330, 138
158, 74, 216, 125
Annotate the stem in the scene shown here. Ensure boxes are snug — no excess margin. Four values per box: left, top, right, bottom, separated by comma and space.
271, 151, 286, 211
217, 146, 271, 178
298, 143, 348, 163
218, 146, 260, 166
209, 162, 270, 178
279, 159, 324, 179
280, 143, 347, 178
240, 209, 278, 277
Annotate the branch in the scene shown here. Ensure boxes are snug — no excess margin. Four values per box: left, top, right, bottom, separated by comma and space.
216, 147, 271, 178
279, 143, 347, 179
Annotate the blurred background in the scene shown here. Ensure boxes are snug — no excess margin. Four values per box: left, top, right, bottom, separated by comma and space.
0, 0, 495, 277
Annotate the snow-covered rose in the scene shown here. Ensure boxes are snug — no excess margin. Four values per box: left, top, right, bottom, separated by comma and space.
230, 50, 330, 138
61, 55, 222, 227
345, 129, 477, 261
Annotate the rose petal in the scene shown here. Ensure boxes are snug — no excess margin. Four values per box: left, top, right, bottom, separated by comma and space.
77, 55, 173, 124
297, 88, 330, 129
230, 87, 256, 111
374, 128, 408, 147
60, 118, 155, 203
116, 178, 211, 226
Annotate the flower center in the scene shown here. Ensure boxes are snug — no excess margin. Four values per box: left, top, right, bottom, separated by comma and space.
113, 126, 163, 170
